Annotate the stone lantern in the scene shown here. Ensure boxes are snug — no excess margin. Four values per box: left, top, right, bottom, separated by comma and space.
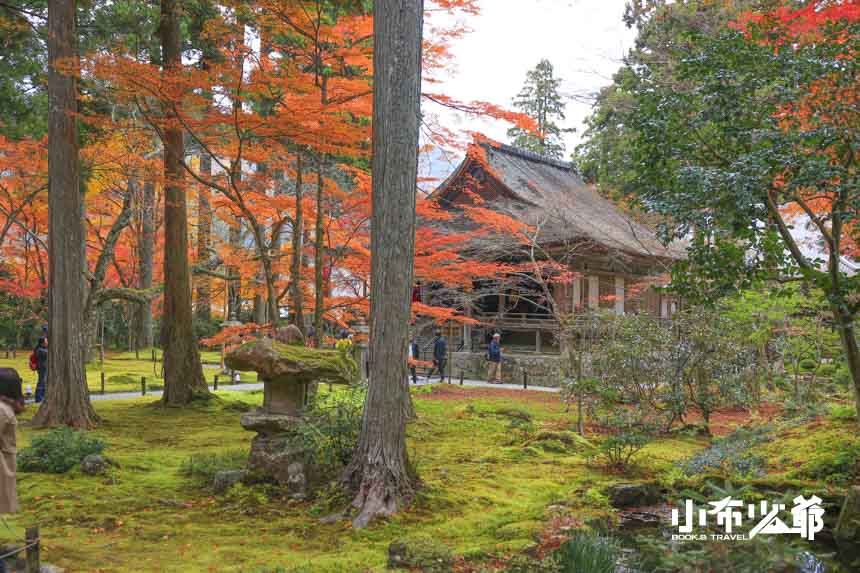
225, 326, 356, 497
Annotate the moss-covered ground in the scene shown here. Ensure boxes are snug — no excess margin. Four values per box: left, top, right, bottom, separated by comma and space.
0, 348, 257, 395
0, 385, 690, 572
1, 384, 850, 572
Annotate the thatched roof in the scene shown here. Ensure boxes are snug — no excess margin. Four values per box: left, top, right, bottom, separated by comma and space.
430, 140, 684, 261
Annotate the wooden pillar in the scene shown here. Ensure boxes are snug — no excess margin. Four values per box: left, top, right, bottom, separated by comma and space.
614, 276, 625, 316
572, 277, 581, 312
660, 296, 669, 319
587, 276, 599, 310
535, 329, 542, 353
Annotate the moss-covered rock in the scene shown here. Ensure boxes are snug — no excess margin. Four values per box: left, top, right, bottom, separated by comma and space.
494, 520, 542, 541
388, 535, 453, 572
533, 431, 594, 453
225, 338, 357, 385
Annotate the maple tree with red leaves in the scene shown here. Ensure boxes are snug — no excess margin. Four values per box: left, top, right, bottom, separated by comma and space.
0, 0, 537, 422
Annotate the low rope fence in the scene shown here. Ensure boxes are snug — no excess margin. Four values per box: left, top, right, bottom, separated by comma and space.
0, 526, 40, 572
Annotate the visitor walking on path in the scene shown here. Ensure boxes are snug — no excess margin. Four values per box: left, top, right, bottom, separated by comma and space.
408, 335, 419, 385
33, 338, 48, 403
426, 330, 447, 383
487, 332, 503, 383
0, 368, 23, 573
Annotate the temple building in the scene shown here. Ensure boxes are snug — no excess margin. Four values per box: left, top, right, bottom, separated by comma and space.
419, 139, 685, 383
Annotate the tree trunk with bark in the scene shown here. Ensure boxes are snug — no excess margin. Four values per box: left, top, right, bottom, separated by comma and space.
33, 0, 99, 428
314, 164, 326, 343
833, 304, 860, 420
136, 179, 156, 349
344, 0, 424, 529
83, 189, 134, 361
227, 218, 242, 322
194, 154, 213, 323
159, 0, 210, 405
290, 153, 305, 333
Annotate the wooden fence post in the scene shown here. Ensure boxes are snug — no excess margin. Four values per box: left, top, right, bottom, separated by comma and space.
459, 371, 464, 386
25, 526, 39, 573
141, 376, 146, 396
213, 375, 219, 391
523, 371, 528, 389
101, 372, 106, 395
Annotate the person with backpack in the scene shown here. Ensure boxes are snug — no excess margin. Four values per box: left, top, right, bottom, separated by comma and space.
487, 332, 503, 384
407, 334, 420, 385
31, 337, 48, 403
426, 329, 447, 383
0, 367, 24, 573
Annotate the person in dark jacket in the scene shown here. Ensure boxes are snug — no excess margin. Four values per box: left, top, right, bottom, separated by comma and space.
426, 329, 447, 383
34, 337, 48, 403
408, 335, 419, 385
487, 332, 503, 383
0, 368, 24, 573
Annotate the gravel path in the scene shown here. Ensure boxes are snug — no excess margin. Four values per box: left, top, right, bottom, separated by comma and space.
83, 377, 559, 401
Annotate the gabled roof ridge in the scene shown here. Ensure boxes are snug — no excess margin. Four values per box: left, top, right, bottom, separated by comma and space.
477, 140, 575, 172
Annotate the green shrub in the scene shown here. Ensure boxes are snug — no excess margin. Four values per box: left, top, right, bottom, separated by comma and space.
799, 358, 819, 372
791, 441, 860, 485
179, 449, 248, 486
582, 487, 612, 510
293, 386, 364, 478
18, 428, 106, 474
555, 532, 619, 573
817, 363, 837, 377
829, 403, 856, 421
834, 365, 852, 387
591, 431, 650, 469
681, 426, 770, 477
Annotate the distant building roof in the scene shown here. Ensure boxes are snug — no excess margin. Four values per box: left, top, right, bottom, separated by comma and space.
430, 139, 684, 261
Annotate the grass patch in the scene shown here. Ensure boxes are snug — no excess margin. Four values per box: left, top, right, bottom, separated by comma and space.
0, 348, 258, 395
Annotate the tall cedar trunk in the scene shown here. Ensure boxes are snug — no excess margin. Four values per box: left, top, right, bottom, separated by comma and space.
227, 170, 242, 322
344, 0, 424, 528
248, 220, 281, 329
194, 154, 212, 322
270, 171, 285, 322
833, 304, 860, 419
314, 165, 325, 342
33, 0, 98, 428
290, 153, 305, 333
136, 179, 156, 348
159, 0, 209, 404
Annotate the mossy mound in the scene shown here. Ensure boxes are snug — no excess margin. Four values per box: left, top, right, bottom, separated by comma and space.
225, 338, 357, 385
532, 431, 593, 453
388, 535, 453, 572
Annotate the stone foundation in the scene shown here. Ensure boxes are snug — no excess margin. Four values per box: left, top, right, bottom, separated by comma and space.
451, 351, 565, 388
241, 410, 315, 498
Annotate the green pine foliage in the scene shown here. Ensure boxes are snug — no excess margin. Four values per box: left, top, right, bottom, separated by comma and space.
507, 59, 571, 159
